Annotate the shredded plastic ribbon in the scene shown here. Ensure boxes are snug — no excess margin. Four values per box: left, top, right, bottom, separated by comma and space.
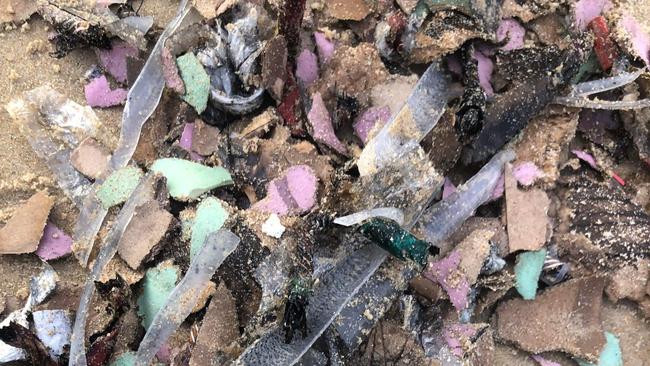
568, 68, 645, 97
554, 96, 650, 109
333, 207, 405, 227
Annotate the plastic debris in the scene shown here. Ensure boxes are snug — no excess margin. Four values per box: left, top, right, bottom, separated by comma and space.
150, 158, 233, 201
254, 165, 318, 216
71, 137, 112, 180
532, 355, 562, 366
357, 62, 449, 176
589, 17, 617, 71
307, 92, 347, 154
573, 149, 599, 169
0, 191, 53, 255
353, 106, 391, 145
35, 223, 73, 261
178, 123, 203, 161
161, 47, 186, 94
32, 310, 72, 358
190, 197, 229, 259
424, 250, 470, 311
133, 230, 240, 366
137, 262, 180, 329
314, 32, 335, 64
96, 166, 144, 209
361, 218, 434, 264
333, 207, 404, 227
497, 19, 526, 51
85, 76, 128, 108
96, 41, 139, 84
109, 352, 136, 366
512, 161, 544, 186
262, 214, 286, 239
568, 69, 645, 97
574, 0, 612, 30
554, 96, 650, 109
621, 15, 650, 66
177, 52, 211, 114
514, 249, 547, 300
472, 48, 494, 96
577, 332, 623, 366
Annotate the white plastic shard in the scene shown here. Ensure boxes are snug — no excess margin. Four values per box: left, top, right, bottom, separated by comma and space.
5, 87, 99, 207
333, 207, 405, 227
553, 96, 650, 109
32, 310, 72, 358
134, 230, 240, 366
568, 68, 645, 97
356, 62, 449, 176
417, 149, 515, 244
72, 0, 193, 266
0, 263, 58, 363
68, 174, 155, 366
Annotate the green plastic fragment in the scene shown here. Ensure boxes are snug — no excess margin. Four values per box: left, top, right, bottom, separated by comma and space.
514, 248, 547, 300
150, 158, 233, 201
137, 262, 179, 329
572, 52, 601, 84
360, 218, 434, 265
96, 166, 143, 209
176, 52, 210, 113
190, 197, 229, 259
577, 332, 623, 366
109, 352, 136, 366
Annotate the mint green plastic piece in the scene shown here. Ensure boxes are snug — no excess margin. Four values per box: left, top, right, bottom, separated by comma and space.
150, 158, 233, 201
190, 197, 229, 259
176, 53, 210, 113
514, 248, 547, 300
96, 166, 143, 209
109, 352, 135, 366
577, 332, 623, 366
137, 263, 179, 329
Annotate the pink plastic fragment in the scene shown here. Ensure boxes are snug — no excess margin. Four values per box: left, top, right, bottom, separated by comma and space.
611, 172, 625, 186
161, 46, 186, 94
489, 173, 505, 201
424, 250, 470, 311
295, 49, 319, 87
84, 75, 128, 108
531, 355, 561, 366
254, 165, 318, 216
314, 32, 335, 65
442, 177, 457, 200
572, 149, 598, 169
443, 323, 478, 357
96, 41, 139, 84
512, 161, 543, 186
178, 123, 203, 161
621, 15, 650, 66
353, 106, 391, 144
496, 19, 526, 51
35, 223, 73, 260
307, 92, 347, 154
471, 50, 494, 96
574, 0, 612, 30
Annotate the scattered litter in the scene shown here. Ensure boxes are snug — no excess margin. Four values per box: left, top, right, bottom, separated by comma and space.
334, 207, 405, 227
314, 32, 335, 64
161, 47, 186, 94
353, 106, 391, 145
0, 191, 53, 255
361, 218, 433, 264
177, 52, 210, 114
574, 0, 612, 30
472, 48, 494, 96
96, 41, 139, 84
512, 161, 544, 186
35, 223, 73, 261
424, 250, 470, 311
532, 355, 562, 366
497, 19, 526, 51
137, 262, 180, 329
307, 92, 347, 154
576, 332, 622, 366
262, 214, 286, 239
85, 75, 128, 108
96, 166, 144, 209
254, 165, 318, 216
620, 15, 650, 66
150, 158, 233, 201
190, 197, 229, 259
32, 310, 72, 358
514, 249, 547, 300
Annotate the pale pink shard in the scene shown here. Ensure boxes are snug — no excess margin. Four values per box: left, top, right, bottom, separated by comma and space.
496, 19, 526, 51
178, 123, 203, 161
489, 173, 505, 201
84, 75, 128, 108
35, 223, 73, 261
161, 46, 186, 94
353, 106, 391, 144
424, 250, 470, 311
531, 355, 562, 366
285, 165, 318, 211
621, 15, 650, 66
442, 177, 457, 200
295, 49, 319, 87
314, 32, 335, 64
575, 0, 612, 30
254, 181, 291, 216
512, 161, 543, 186
443, 323, 478, 357
96, 41, 139, 84
307, 92, 347, 154
471, 50, 494, 96
572, 149, 598, 169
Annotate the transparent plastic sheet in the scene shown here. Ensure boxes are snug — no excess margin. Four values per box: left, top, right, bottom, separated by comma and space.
5, 88, 95, 207
553, 96, 650, 109
333, 207, 405, 227
134, 230, 240, 366
72, 0, 192, 266
68, 174, 155, 366
569, 68, 645, 97
417, 149, 515, 244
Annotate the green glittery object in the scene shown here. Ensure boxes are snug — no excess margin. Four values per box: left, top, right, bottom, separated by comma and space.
360, 218, 432, 265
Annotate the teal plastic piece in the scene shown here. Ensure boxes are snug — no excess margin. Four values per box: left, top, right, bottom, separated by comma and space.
150, 158, 233, 201
577, 332, 623, 366
109, 352, 135, 366
96, 166, 143, 209
190, 197, 228, 259
514, 248, 547, 300
360, 218, 434, 265
137, 263, 179, 329
176, 52, 210, 113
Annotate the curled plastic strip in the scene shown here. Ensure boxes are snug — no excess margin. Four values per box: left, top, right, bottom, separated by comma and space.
417, 149, 515, 244
73, 0, 193, 266
553, 96, 650, 110
134, 230, 240, 366
68, 174, 155, 366
569, 68, 645, 97
333, 207, 405, 227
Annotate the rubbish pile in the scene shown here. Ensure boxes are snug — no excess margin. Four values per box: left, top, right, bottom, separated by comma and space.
0, 0, 649, 365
